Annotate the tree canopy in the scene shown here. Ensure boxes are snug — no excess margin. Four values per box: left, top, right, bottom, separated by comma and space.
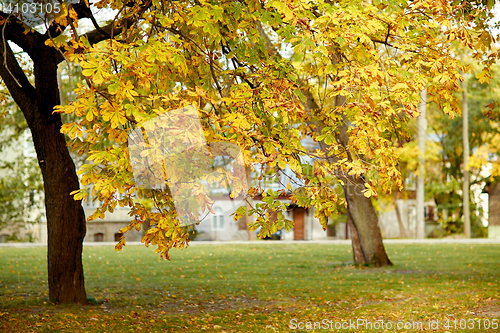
50, 0, 499, 258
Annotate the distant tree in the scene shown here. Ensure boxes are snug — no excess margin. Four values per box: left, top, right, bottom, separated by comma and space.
0, 87, 43, 239
0, 155, 44, 240
445, 64, 500, 237
425, 69, 494, 237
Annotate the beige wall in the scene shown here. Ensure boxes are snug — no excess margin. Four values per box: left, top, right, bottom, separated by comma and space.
83, 207, 143, 242
5, 209, 144, 244
85, 220, 143, 243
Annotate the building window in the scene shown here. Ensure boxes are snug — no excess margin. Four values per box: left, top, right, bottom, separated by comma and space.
327, 222, 336, 237
85, 186, 127, 209
94, 233, 104, 242
28, 190, 35, 207
212, 207, 224, 230
114, 233, 123, 242
23, 130, 36, 158
425, 206, 436, 220
0, 234, 9, 243
404, 173, 416, 191
408, 206, 416, 232
85, 186, 102, 208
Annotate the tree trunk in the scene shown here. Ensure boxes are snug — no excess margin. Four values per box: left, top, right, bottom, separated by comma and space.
0, 39, 88, 303
245, 166, 258, 240
257, 23, 392, 266
416, 89, 426, 239
346, 208, 365, 264
334, 88, 391, 265
462, 77, 470, 238
344, 178, 392, 266
1, 4, 150, 303
304, 88, 392, 267
394, 197, 407, 239
34, 48, 88, 304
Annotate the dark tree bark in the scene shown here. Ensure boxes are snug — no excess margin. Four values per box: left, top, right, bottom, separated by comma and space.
34, 46, 88, 304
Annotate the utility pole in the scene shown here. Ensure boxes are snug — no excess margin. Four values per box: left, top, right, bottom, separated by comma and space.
246, 166, 257, 240
416, 89, 427, 239
462, 77, 471, 238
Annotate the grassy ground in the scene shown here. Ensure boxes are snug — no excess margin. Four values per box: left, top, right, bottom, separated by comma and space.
0, 242, 499, 332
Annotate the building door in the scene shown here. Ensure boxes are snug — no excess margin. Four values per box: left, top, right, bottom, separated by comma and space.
294, 208, 305, 240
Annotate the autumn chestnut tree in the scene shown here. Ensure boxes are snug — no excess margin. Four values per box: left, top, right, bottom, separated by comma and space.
54, 0, 498, 267
0, 0, 153, 303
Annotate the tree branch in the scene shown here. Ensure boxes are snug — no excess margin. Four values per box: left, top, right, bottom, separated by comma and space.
87, 8, 111, 39
53, 1, 152, 64
80, 1, 151, 45
0, 35, 36, 120
0, 12, 42, 58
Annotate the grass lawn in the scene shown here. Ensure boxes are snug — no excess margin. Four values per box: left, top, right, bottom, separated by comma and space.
0, 242, 499, 332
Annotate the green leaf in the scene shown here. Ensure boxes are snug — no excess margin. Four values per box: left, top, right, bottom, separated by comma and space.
108, 83, 120, 95
294, 89, 306, 103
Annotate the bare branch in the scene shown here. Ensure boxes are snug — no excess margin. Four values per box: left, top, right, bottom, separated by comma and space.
0, 12, 41, 58
79, 1, 151, 46
0, 35, 36, 118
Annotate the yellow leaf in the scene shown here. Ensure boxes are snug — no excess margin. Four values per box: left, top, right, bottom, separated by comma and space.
86, 110, 94, 121
82, 68, 95, 77
278, 158, 286, 169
